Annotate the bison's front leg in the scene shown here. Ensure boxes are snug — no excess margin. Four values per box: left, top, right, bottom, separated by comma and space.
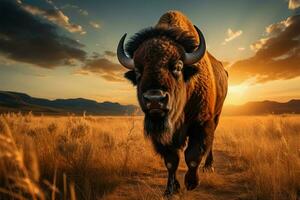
203, 148, 214, 172
163, 149, 180, 196
184, 120, 215, 190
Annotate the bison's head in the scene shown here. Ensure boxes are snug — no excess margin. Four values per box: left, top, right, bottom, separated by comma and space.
117, 26, 206, 143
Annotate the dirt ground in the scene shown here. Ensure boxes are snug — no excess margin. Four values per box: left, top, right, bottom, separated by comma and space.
103, 150, 251, 200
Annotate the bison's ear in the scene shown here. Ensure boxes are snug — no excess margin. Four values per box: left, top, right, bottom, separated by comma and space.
124, 70, 137, 85
183, 65, 199, 81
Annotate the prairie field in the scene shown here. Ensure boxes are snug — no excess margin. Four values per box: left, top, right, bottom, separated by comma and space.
0, 113, 299, 200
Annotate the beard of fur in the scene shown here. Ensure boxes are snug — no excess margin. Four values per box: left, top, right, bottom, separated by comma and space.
144, 115, 173, 145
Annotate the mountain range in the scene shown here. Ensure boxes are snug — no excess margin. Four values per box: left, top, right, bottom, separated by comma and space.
222, 99, 300, 115
0, 91, 299, 116
0, 91, 139, 115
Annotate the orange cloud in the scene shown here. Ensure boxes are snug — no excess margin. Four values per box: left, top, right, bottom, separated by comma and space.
80, 58, 126, 82
22, 3, 85, 34
288, 0, 300, 9
0, 0, 86, 68
104, 51, 116, 57
229, 15, 300, 84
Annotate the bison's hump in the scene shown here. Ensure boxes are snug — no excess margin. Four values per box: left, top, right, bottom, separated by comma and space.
156, 11, 199, 44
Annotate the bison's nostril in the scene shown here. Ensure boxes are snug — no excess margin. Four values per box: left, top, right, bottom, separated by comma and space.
143, 89, 168, 107
143, 94, 166, 102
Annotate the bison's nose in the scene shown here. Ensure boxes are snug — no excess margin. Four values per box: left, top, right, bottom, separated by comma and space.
143, 89, 168, 108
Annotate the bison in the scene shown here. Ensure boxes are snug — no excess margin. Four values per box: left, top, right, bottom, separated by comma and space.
117, 11, 228, 195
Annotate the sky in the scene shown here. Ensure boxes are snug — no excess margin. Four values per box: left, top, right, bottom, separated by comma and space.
0, 0, 299, 105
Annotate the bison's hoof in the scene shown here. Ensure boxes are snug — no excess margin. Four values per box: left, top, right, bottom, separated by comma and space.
184, 170, 199, 190
164, 179, 180, 197
203, 165, 215, 173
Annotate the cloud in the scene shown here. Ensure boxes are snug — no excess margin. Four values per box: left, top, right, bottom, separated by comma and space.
288, 0, 300, 9
222, 28, 243, 45
60, 4, 88, 16
22, 3, 85, 34
89, 21, 101, 29
238, 47, 245, 51
78, 9, 88, 16
229, 15, 300, 84
250, 38, 268, 51
0, 56, 16, 66
0, 0, 86, 68
78, 51, 123, 82
80, 58, 126, 82
104, 51, 116, 57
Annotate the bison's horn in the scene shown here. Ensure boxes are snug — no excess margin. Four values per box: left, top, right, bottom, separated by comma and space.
117, 33, 134, 69
183, 26, 206, 65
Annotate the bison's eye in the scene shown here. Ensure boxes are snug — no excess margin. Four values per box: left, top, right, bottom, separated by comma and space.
172, 60, 183, 77
135, 68, 141, 81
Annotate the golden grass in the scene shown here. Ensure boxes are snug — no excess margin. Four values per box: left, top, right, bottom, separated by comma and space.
215, 115, 300, 200
0, 113, 299, 200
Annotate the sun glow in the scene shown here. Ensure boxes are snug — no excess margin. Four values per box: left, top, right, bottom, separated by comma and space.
225, 80, 253, 105
228, 84, 248, 95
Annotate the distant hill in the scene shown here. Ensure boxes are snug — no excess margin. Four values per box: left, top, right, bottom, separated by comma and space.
0, 91, 299, 116
0, 91, 140, 115
223, 99, 300, 115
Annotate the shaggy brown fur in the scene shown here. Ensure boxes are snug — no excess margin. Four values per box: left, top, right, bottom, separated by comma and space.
123, 11, 228, 196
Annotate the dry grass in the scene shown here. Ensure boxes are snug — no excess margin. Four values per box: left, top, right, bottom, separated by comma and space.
0, 113, 299, 200
216, 115, 300, 200
0, 113, 159, 199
